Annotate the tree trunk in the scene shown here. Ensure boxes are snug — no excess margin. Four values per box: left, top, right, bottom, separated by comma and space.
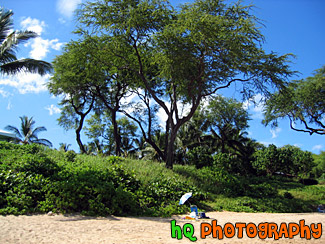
76, 114, 86, 154
111, 110, 121, 156
165, 128, 177, 169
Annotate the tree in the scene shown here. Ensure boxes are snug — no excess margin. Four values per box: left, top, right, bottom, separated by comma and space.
312, 151, 325, 178
54, 94, 94, 154
177, 96, 257, 172
5, 116, 52, 147
253, 144, 314, 177
49, 36, 131, 156
49, 38, 102, 154
263, 65, 325, 135
84, 113, 138, 156
0, 8, 52, 75
253, 144, 283, 176
205, 96, 250, 153
77, 0, 294, 168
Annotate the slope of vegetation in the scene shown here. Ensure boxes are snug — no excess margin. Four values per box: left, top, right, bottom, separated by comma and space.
1, 142, 324, 216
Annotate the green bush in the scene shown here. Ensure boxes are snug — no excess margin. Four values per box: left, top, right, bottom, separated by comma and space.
284, 192, 293, 199
0, 142, 205, 216
186, 146, 213, 169
65, 150, 77, 162
252, 144, 315, 177
0, 142, 323, 216
174, 164, 244, 197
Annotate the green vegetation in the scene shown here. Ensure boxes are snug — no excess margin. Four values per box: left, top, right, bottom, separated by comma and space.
263, 65, 325, 135
1, 142, 324, 217
5, 116, 52, 147
49, 0, 295, 169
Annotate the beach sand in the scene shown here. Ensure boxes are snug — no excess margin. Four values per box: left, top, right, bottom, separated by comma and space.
0, 211, 324, 243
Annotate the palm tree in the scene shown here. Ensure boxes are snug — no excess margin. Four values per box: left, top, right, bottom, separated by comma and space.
5, 116, 52, 147
59, 143, 71, 152
0, 8, 52, 75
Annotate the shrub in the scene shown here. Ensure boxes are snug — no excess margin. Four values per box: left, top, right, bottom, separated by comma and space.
299, 178, 318, 185
252, 144, 315, 177
186, 146, 213, 169
65, 150, 77, 162
284, 192, 294, 199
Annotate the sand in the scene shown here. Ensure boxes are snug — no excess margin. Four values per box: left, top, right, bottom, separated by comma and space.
0, 211, 324, 243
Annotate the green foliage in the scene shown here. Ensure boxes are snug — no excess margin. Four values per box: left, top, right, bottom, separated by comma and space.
5, 116, 52, 147
65, 150, 77, 162
0, 142, 140, 215
85, 114, 138, 156
186, 146, 213, 169
0, 142, 203, 216
283, 192, 294, 199
68, 0, 296, 168
173, 164, 243, 197
311, 151, 325, 178
263, 65, 325, 135
252, 144, 315, 177
213, 153, 239, 173
136, 176, 206, 216
1, 142, 323, 216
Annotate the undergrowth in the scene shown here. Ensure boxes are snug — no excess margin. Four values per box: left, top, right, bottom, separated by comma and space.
0, 142, 324, 216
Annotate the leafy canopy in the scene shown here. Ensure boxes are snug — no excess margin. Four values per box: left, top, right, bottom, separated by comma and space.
65, 0, 295, 168
263, 65, 325, 135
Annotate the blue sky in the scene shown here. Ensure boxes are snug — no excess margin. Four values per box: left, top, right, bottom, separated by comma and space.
0, 0, 324, 154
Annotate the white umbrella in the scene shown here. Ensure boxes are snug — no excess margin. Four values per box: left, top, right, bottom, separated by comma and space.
179, 192, 192, 205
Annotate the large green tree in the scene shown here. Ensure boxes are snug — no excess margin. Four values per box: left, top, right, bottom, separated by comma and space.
176, 96, 257, 172
48, 39, 97, 153
49, 36, 131, 156
5, 116, 52, 147
76, 0, 294, 168
0, 8, 52, 75
263, 65, 325, 135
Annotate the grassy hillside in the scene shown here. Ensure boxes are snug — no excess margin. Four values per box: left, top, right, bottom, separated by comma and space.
0, 142, 324, 216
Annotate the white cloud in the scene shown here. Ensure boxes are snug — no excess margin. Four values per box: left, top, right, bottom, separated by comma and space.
293, 143, 302, 148
7, 100, 12, 110
270, 127, 282, 139
157, 107, 168, 128
0, 73, 51, 94
20, 17, 46, 35
312, 144, 323, 151
27, 37, 64, 59
46, 104, 61, 115
20, 17, 64, 60
0, 88, 11, 98
57, 0, 82, 19
58, 18, 67, 24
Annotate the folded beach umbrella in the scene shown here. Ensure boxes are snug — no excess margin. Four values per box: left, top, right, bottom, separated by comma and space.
179, 192, 192, 205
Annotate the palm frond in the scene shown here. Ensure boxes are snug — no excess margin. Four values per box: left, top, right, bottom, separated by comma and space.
0, 59, 53, 75
31, 138, 53, 147
1, 30, 38, 55
0, 49, 16, 64
0, 8, 52, 76
32, 126, 47, 136
4, 125, 22, 139
0, 8, 13, 43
